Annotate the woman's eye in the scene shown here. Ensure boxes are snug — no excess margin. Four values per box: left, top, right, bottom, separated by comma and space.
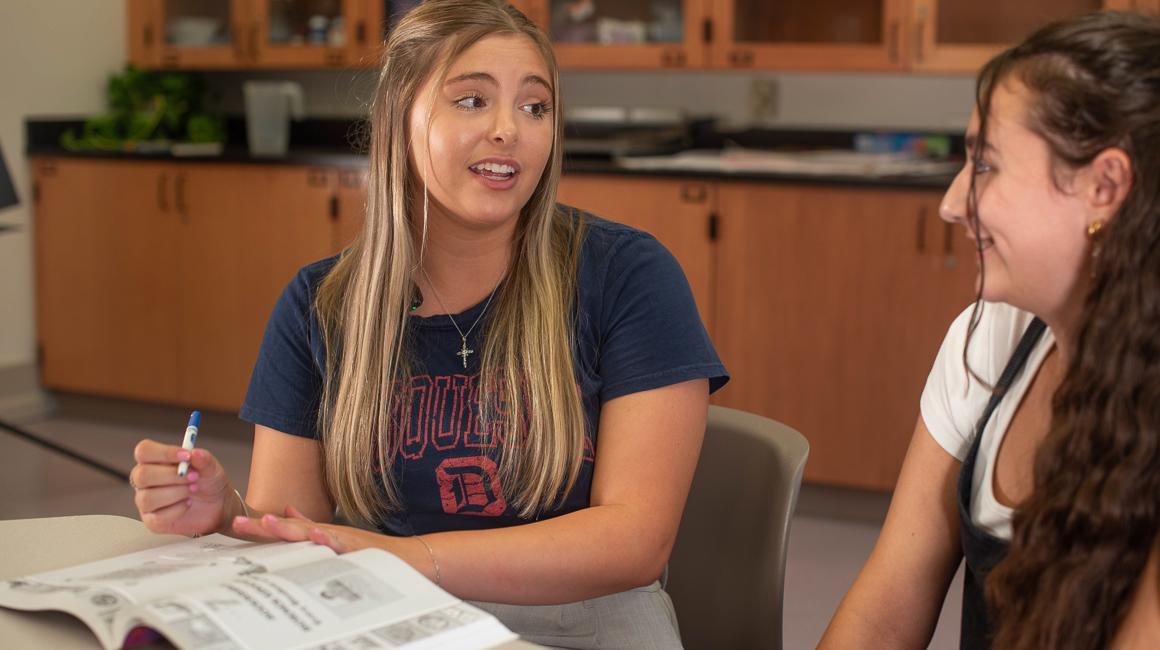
521, 102, 552, 119
455, 95, 485, 110
973, 159, 994, 175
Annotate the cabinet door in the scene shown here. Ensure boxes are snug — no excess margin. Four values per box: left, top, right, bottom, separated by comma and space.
176, 165, 337, 411
34, 159, 183, 402
556, 174, 715, 335
713, 183, 975, 490
523, 0, 708, 70
334, 166, 369, 252
910, 0, 1128, 72
151, 0, 251, 68
711, 0, 908, 71
252, 0, 368, 68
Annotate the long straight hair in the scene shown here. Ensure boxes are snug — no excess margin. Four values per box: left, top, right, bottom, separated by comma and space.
969, 12, 1160, 650
313, 0, 587, 526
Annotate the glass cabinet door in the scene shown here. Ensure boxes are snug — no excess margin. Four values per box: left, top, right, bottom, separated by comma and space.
254, 0, 367, 67
911, 0, 1123, 71
712, 0, 908, 71
152, 0, 249, 68
537, 0, 708, 69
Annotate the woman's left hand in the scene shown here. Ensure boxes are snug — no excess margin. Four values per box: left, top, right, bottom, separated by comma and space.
230, 506, 379, 554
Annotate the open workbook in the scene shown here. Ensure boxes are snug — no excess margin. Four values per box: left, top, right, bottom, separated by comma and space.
0, 534, 516, 650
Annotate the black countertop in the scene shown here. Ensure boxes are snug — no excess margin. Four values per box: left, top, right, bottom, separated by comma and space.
26, 118, 958, 191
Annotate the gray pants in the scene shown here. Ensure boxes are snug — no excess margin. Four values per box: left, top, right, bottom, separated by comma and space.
469, 581, 683, 649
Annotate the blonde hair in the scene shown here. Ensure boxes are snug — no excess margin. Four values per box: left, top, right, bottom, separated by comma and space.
314, 0, 586, 526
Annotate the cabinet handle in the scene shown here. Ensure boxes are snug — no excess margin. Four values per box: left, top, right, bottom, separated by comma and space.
356, 20, 366, 45
943, 222, 958, 269
250, 23, 259, 61
158, 173, 169, 213
675, 50, 686, 67
232, 22, 246, 60
916, 207, 927, 253
144, 23, 153, 47
888, 20, 900, 63
914, 17, 926, 63
175, 173, 188, 223
161, 51, 179, 67
37, 160, 57, 177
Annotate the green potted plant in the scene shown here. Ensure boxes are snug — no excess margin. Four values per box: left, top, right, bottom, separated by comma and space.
61, 65, 225, 155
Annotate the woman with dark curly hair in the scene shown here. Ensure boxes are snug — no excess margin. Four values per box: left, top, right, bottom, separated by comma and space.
821, 11, 1160, 649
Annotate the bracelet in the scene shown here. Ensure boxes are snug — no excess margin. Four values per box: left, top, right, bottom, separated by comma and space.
234, 488, 250, 519
415, 535, 441, 585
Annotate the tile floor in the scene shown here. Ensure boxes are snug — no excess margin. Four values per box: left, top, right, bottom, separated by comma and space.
0, 398, 962, 649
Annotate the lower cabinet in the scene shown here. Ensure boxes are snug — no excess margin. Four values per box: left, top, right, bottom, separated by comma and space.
712, 182, 976, 489
34, 163, 975, 489
33, 158, 353, 411
562, 175, 977, 490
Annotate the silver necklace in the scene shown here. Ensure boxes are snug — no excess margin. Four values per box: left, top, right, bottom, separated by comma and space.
419, 268, 501, 368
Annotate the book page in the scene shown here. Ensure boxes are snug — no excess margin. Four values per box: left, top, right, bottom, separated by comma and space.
0, 535, 334, 649
122, 548, 516, 650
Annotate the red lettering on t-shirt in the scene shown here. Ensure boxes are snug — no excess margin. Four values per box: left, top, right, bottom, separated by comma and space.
436, 456, 507, 516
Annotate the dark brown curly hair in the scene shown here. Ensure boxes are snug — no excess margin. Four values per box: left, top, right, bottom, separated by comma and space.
965, 11, 1160, 650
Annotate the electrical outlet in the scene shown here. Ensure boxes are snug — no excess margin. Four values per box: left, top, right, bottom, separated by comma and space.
748, 78, 779, 124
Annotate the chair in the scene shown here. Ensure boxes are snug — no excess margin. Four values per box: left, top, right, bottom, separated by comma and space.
666, 406, 809, 650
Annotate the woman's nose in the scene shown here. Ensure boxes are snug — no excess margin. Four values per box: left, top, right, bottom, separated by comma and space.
491, 109, 519, 145
939, 165, 971, 225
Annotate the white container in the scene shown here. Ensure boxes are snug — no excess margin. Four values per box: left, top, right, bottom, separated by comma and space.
243, 81, 305, 157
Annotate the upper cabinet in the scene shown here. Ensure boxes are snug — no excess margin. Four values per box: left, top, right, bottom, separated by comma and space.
129, 0, 381, 69
531, 0, 708, 69
711, 0, 908, 71
911, 0, 1136, 72
128, 0, 1157, 72
520, 0, 1152, 72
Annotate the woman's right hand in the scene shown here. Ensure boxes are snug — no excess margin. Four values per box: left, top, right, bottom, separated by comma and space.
131, 439, 236, 536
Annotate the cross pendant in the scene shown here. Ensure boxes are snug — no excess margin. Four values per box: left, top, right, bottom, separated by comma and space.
456, 337, 474, 368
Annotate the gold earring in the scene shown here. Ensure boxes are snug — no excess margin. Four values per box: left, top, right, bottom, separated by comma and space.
1087, 220, 1104, 239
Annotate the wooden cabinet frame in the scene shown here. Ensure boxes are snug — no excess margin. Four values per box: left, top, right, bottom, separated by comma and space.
910, 0, 1139, 72
709, 0, 910, 72
128, 0, 382, 70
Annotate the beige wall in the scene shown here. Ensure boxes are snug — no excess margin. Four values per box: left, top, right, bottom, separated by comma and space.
0, 1, 125, 370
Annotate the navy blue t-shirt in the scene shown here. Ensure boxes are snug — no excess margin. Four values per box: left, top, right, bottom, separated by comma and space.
240, 209, 729, 535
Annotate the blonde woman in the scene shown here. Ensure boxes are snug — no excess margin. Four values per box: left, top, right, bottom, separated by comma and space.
128, 1, 727, 647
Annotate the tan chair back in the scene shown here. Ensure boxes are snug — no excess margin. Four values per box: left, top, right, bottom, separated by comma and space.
666, 405, 809, 650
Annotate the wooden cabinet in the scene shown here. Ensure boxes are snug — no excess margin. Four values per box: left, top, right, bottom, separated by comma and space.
911, 0, 1135, 72
174, 165, 338, 410
711, 0, 910, 71
34, 159, 183, 403
517, 0, 1153, 72
129, 0, 380, 69
520, 0, 708, 69
34, 163, 979, 489
556, 175, 716, 334
711, 182, 976, 489
34, 158, 359, 410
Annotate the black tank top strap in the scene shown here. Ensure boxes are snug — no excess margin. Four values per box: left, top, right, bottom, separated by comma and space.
957, 316, 1046, 649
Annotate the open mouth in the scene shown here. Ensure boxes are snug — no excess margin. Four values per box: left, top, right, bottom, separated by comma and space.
469, 162, 518, 182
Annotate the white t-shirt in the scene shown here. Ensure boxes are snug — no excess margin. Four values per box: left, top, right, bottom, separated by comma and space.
919, 301, 1055, 540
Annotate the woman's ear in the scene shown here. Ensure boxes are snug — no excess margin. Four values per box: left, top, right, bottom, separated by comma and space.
1086, 148, 1133, 222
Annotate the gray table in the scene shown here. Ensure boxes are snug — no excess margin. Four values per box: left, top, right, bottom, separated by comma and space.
0, 515, 539, 649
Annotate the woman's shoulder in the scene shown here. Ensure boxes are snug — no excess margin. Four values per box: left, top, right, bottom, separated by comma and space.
559, 204, 672, 273
283, 254, 343, 301
943, 301, 1041, 380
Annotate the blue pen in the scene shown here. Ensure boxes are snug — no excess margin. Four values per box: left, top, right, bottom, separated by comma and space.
177, 411, 200, 477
